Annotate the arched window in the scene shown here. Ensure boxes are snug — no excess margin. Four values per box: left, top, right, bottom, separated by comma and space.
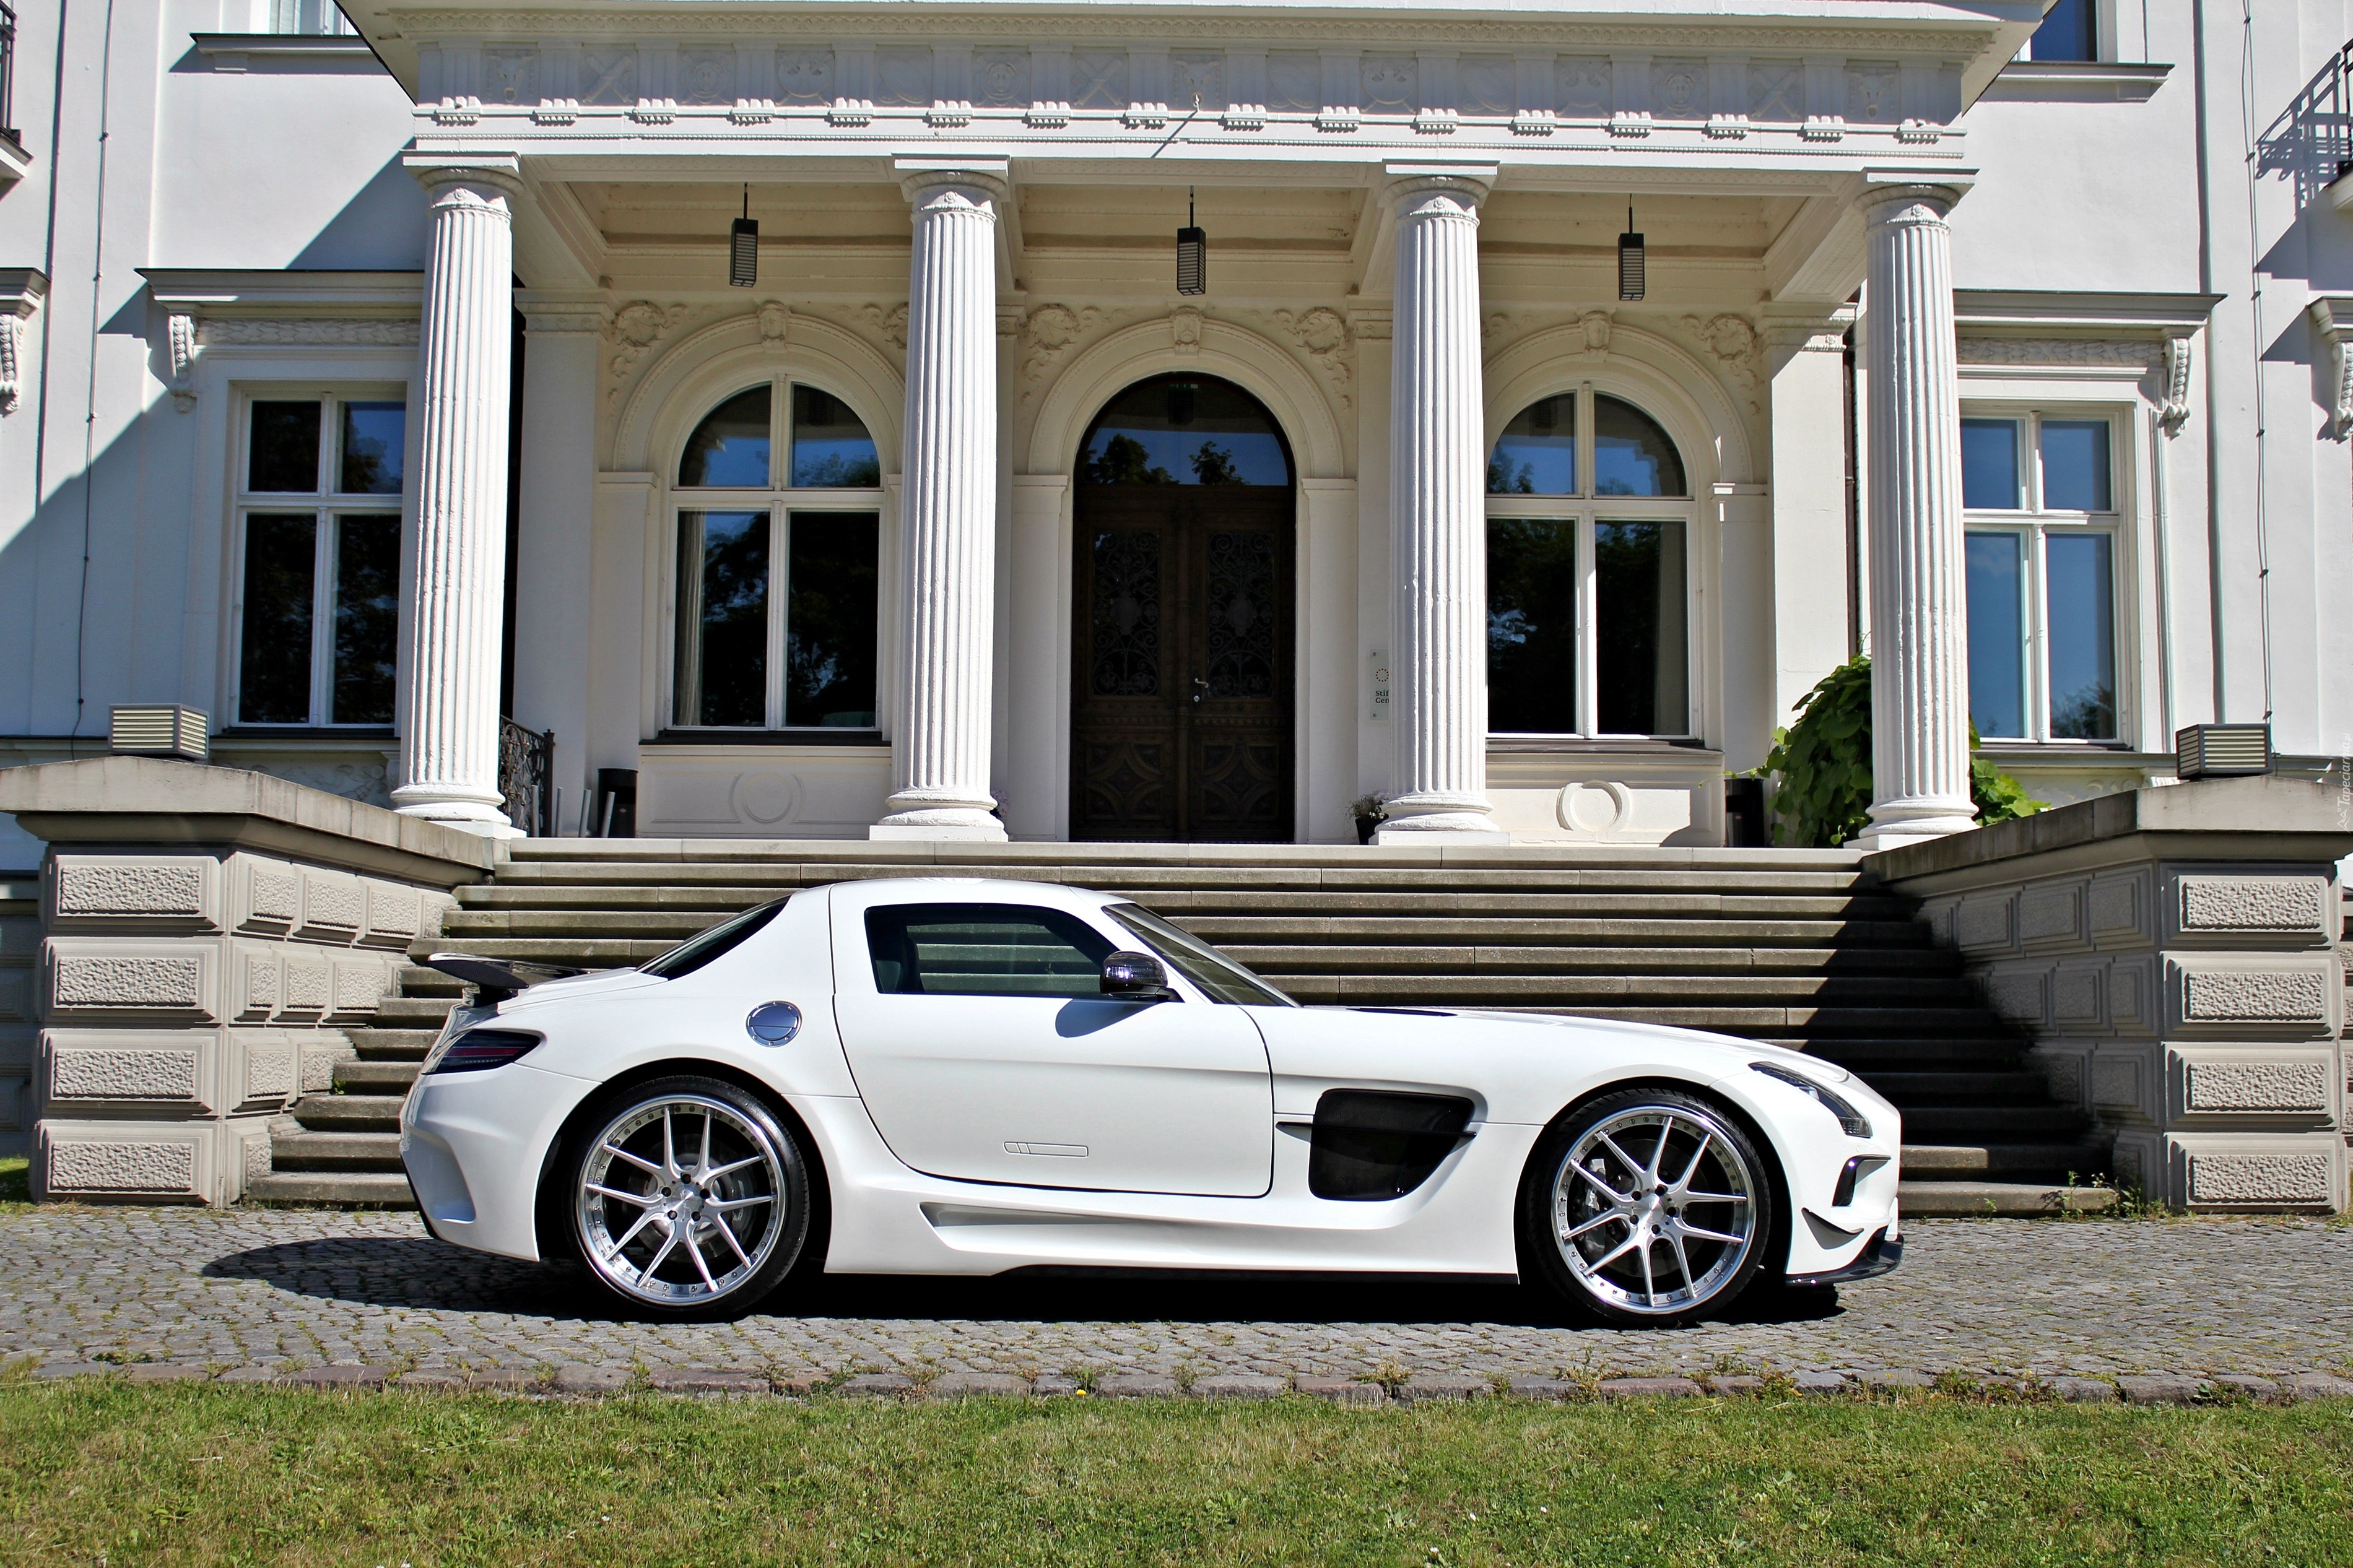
1484, 389, 1695, 738
1080, 375, 1293, 487
671, 380, 884, 734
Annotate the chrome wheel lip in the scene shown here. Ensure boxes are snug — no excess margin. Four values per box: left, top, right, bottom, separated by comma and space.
1550, 1103, 1757, 1317
576, 1093, 786, 1307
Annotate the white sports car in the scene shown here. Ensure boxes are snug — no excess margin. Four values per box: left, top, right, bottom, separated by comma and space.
401, 878, 1901, 1327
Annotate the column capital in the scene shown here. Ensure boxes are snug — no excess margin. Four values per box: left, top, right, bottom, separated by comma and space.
1383, 162, 1495, 211
404, 150, 526, 202
894, 158, 1010, 208
1851, 169, 1973, 223
515, 290, 611, 336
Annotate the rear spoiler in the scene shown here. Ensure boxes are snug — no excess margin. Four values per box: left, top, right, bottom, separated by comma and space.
424, 952, 588, 1005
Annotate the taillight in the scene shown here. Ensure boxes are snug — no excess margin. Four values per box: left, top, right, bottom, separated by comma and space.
428, 1028, 541, 1075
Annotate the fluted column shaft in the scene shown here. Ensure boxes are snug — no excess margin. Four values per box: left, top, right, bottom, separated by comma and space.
1858, 184, 1978, 849
1377, 171, 1503, 841
393, 158, 523, 836
874, 165, 1007, 840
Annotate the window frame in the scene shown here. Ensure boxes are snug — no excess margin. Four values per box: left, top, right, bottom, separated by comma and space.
1960, 405, 2128, 747
1483, 384, 1700, 742
666, 376, 888, 737
228, 389, 409, 731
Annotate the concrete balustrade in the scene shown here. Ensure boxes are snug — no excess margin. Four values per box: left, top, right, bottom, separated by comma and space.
0, 758, 495, 1205
1868, 775, 2353, 1211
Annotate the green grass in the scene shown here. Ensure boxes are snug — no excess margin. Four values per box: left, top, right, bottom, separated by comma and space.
1, 1386, 2349, 1566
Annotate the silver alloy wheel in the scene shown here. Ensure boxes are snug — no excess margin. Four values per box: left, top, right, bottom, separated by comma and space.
1550, 1103, 1757, 1316
576, 1093, 786, 1307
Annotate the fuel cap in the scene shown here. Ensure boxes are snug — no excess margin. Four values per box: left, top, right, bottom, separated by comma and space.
745, 1000, 803, 1046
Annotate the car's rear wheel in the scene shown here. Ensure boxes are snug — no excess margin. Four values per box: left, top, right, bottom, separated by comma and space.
560, 1075, 809, 1320
1519, 1087, 1774, 1328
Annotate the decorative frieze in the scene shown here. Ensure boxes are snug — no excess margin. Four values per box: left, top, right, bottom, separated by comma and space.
194, 316, 421, 347
1954, 337, 2159, 367
406, 35, 1965, 145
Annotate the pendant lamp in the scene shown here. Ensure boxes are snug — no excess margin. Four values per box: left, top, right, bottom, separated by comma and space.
1617, 200, 1645, 303
730, 184, 759, 288
1176, 188, 1206, 297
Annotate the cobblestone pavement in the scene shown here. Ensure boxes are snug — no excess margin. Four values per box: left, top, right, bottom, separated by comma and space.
4, 1206, 2350, 1384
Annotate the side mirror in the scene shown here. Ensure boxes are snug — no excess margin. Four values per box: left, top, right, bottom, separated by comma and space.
1099, 950, 1176, 1002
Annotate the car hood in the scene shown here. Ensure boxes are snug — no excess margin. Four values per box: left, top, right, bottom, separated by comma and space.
1315, 1003, 1854, 1083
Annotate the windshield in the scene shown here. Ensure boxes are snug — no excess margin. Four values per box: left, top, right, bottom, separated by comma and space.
641, 897, 789, 979
1105, 903, 1297, 1007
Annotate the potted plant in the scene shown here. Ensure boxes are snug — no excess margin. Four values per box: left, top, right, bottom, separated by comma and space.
1349, 793, 1389, 845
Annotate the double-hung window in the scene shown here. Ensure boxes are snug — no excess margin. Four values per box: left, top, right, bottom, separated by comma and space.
1962, 410, 2122, 743
671, 381, 884, 733
234, 394, 406, 728
1484, 389, 1696, 739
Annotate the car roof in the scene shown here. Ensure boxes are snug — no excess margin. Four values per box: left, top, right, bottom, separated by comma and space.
824, 878, 1127, 916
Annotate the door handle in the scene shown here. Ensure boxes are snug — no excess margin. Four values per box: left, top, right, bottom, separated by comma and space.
1191, 677, 1209, 705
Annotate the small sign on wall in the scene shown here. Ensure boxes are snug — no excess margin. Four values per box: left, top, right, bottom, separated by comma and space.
1367, 647, 1391, 722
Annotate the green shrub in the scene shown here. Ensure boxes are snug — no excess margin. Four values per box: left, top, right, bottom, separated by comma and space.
1763, 656, 2043, 847
1764, 656, 1874, 847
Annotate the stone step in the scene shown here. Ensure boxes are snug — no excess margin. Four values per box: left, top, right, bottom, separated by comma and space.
1897, 1179, 2116, 1216
1181, 916, 1936, 948
1797, 1037, 2032, 1067
244, 1170, 415, 1208
1862, 1071, 2055, 1107
499, 840, 1863, 870
1900, 1141, 2112, 1177
463, 865, 1880, 899
334, 1059, 420, 1093
1233, 946, 1964, 977
292, 1093, 407, 1132
1896, 1105, 2093, 1138
1238, 964, 1983, 1003
269, 1128, 402, 1171
372, 995, 464, 1026
347, 1029, 436, 1061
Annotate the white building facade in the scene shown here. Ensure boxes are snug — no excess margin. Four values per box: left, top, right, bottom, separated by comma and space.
0, 0, 2346, 860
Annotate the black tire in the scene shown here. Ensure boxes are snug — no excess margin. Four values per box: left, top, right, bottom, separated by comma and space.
1518, 1086, 1777, 1328
553, 1074, 811, 1322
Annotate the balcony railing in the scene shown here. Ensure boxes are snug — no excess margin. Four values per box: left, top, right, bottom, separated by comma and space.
1, 2, 19, 150
498, 717, 555, 838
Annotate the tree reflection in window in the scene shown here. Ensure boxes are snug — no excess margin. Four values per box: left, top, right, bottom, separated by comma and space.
1593, 396, 1687, 497
1080, 375, 1290, 486
790, 386, 881, 487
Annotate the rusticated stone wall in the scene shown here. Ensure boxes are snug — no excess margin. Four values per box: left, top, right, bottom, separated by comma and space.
1872, 778, 2353, 1213
0, 877, 36, 1156
31, 850, 457, 1203
0, 755, 498, 1207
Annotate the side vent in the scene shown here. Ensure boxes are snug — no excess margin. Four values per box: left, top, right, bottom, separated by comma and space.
1308, 1089, 1474, 1202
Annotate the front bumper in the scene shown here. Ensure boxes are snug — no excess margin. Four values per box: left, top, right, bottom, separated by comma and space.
1785, 1228, 1902, 1288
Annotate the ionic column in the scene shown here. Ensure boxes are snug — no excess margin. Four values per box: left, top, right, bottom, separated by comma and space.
1856, 183, 1977, 851
872, 162, 1007, 841
392, 155, 524, 837
1376, 168, 1505, 842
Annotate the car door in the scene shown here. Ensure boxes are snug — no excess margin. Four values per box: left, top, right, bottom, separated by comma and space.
829, 888, 1274, 1197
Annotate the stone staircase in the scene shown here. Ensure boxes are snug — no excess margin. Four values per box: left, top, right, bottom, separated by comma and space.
244, 842, 2116, 1216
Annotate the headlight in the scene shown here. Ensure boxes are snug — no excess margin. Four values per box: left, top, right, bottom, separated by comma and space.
427, 1028, 542, 1075
1750, 1060, 1871, 1138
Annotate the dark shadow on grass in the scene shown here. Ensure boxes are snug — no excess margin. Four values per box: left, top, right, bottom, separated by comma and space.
201, 1232, 1845, 1333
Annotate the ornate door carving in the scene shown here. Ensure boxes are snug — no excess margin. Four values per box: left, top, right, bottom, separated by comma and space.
1071, 488, 1294, 841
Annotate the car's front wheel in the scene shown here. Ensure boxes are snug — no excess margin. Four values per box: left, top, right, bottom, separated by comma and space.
1519, 1087, 1775, 1328
558, 1075, 810, 1320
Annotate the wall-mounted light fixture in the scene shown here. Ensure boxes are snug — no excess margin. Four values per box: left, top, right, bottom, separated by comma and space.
1176, 188, 1206, 296
1618, 201, 1645, 303
729, 184, 759, 288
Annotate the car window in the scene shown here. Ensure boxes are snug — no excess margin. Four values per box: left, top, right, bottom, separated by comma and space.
1106, 903, 1298, 1007
640, 897, 789, 979
864, 903, 1115, 998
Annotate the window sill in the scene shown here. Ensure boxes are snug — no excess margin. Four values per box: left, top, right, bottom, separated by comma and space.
189, 33, 384, 68
1487, 737, 1715, 756
214, 726, 394, 741
1982, 62, 2172, 103
648, 729, 887, 747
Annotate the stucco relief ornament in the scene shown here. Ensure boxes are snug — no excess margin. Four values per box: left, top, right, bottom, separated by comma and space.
757, 301, 792, 348
1682, 311, 1762, 400
2162, 331, 2194, 435
1579, 310, 1613, 353
1019, 303, 1100, 404
857, 302, 909, 353
1271, 306, 1352, 409
604, 301, 690, 401
162, 313, 198, 412
1171, 306, 1204, 355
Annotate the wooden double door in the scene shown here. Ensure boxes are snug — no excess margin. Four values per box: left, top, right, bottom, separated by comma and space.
1071, 485, 1295, 841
